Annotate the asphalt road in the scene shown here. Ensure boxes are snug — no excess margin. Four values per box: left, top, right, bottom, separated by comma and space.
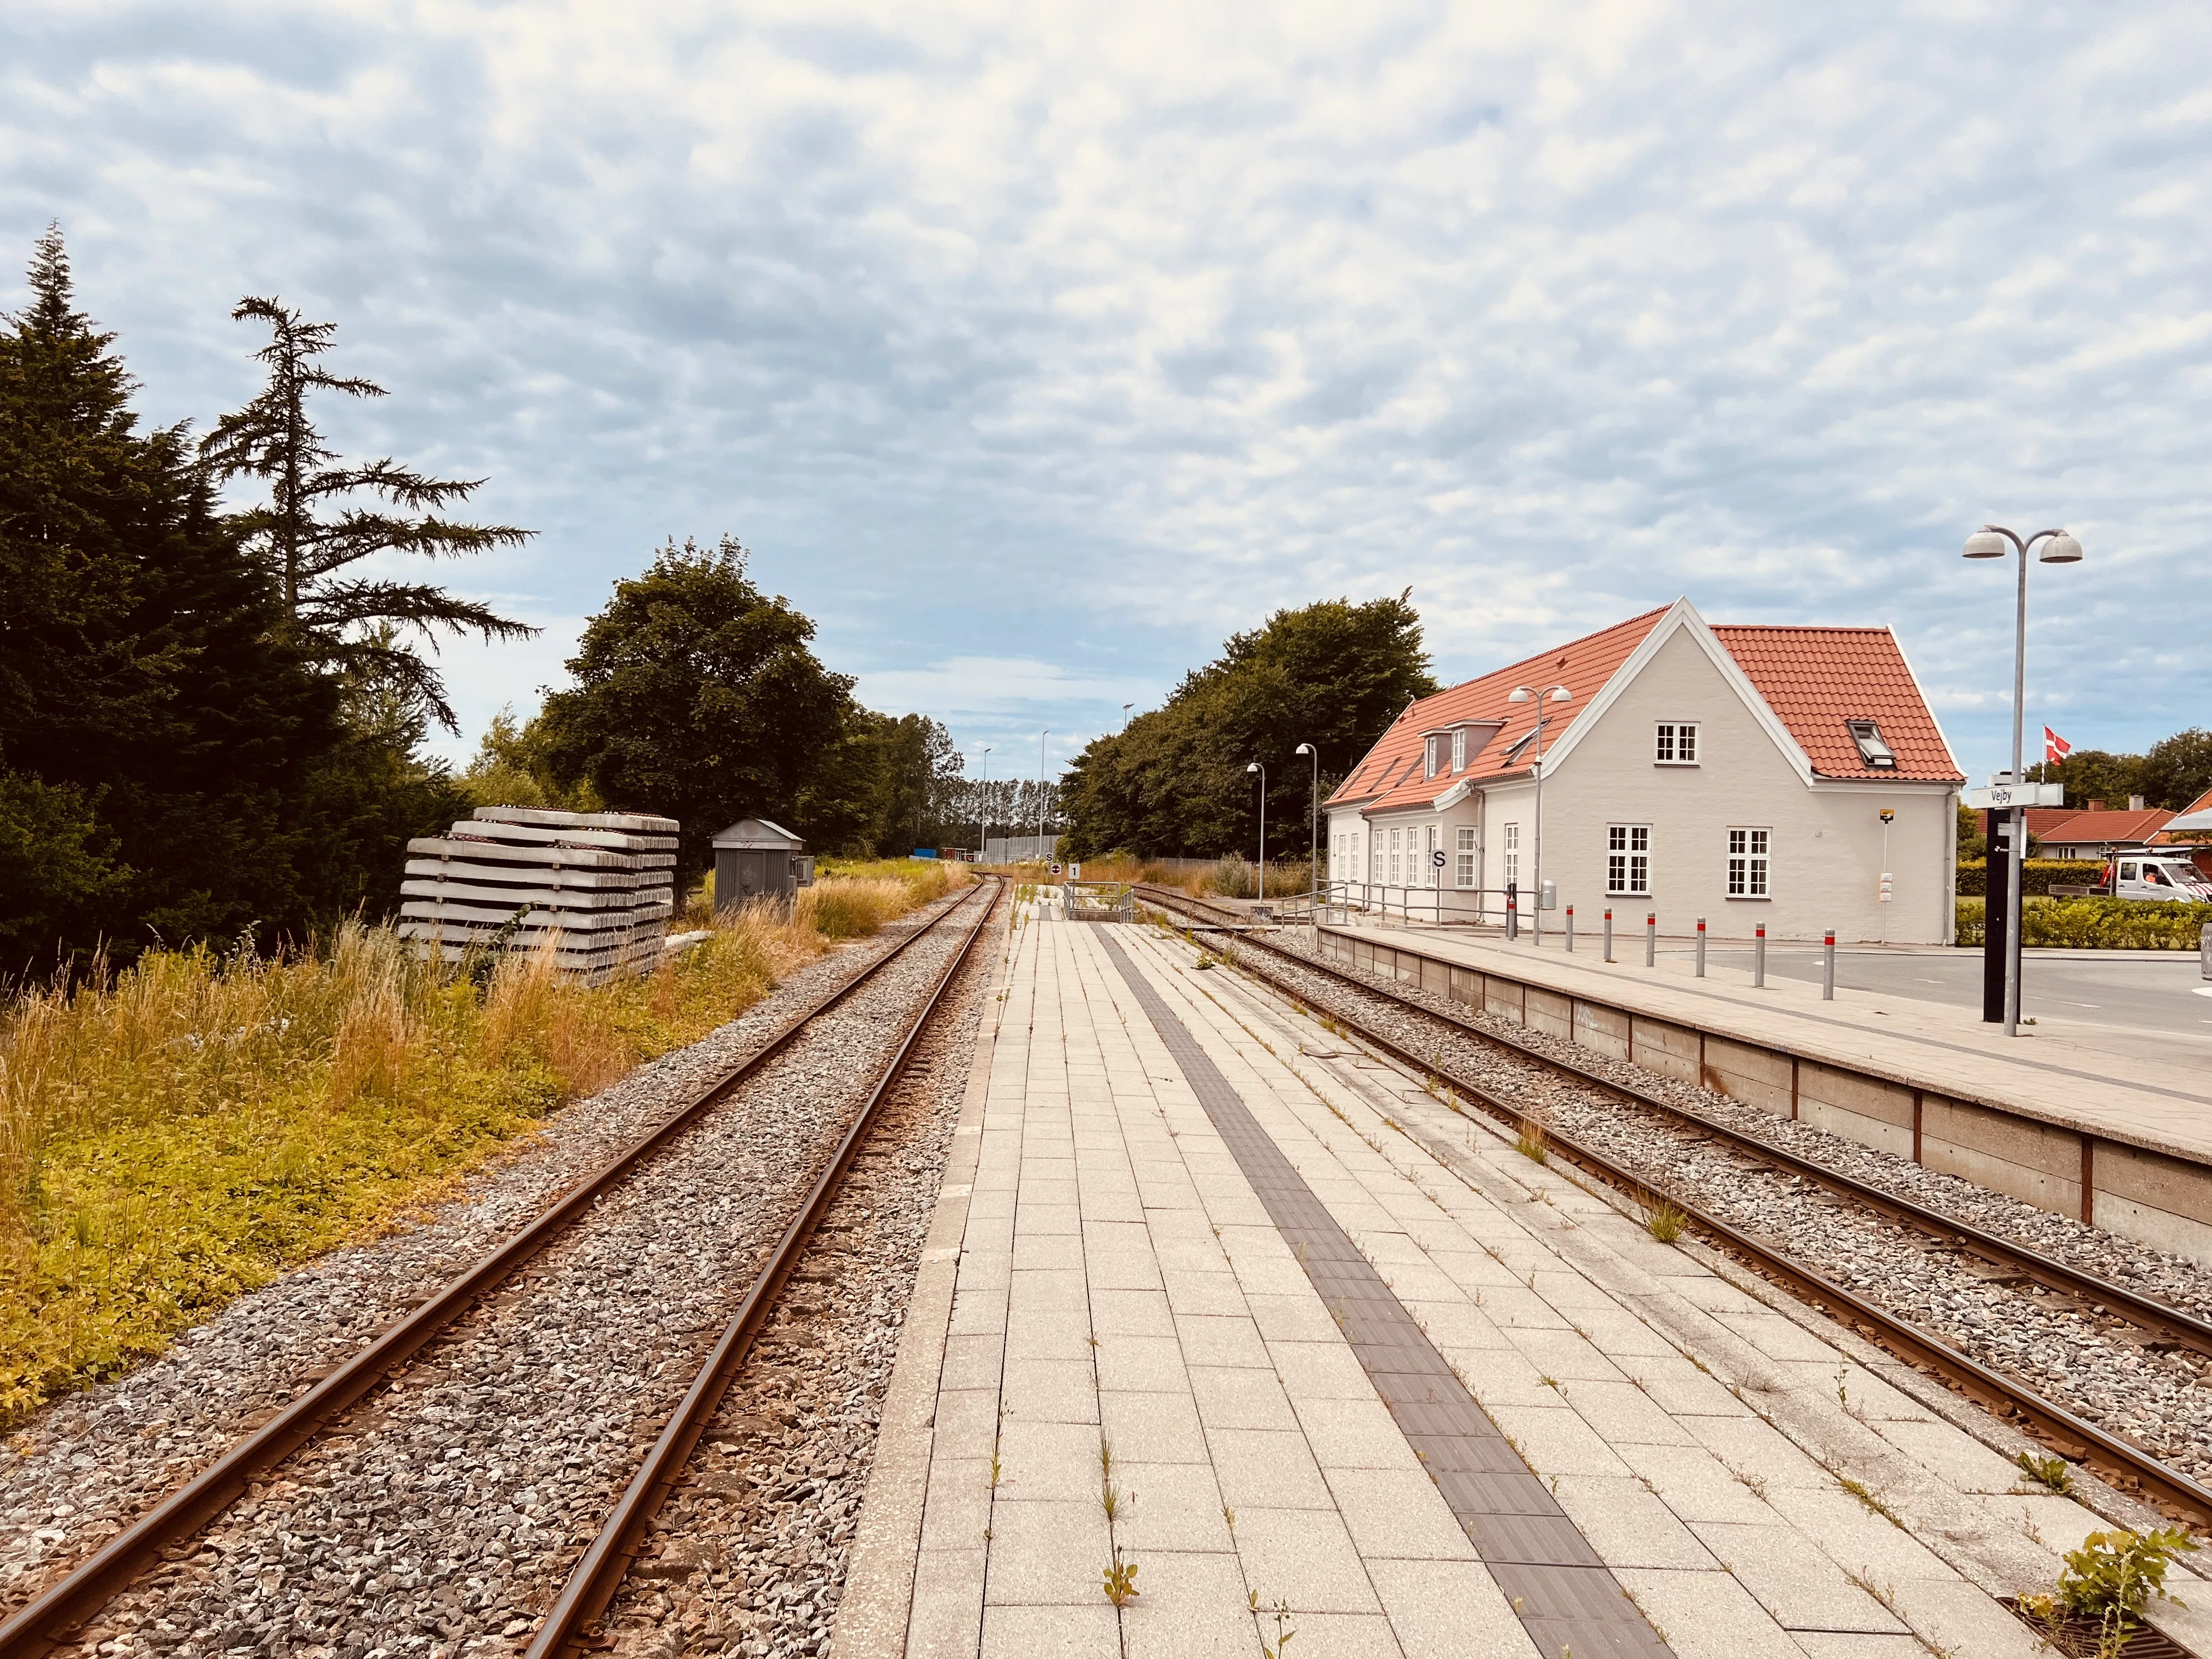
1679, 946, 2212, 1035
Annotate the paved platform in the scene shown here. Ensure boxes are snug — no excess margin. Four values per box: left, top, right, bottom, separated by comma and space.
834, 914, 2212, 1658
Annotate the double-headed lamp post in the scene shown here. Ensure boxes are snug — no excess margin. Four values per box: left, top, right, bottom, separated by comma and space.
1963, 524, 2083, 1037
1037, 729, 1050, 859
1245, 760, 1266, 905
1506, 684, 1573, 945
1294, 742, 1319, 926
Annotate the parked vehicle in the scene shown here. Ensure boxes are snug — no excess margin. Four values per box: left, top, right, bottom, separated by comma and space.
2100, 855, 2212, 902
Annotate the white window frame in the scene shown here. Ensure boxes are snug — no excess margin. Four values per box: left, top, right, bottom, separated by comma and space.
1370, 834, 1383, 883
1655, 721, 1700, 765
1454, 825, 1476, 888
1503, 822, 1520, 891
1389, 827, 1402, 884
1606, 824, 1651, 895
1451, 728, 1466, 771
1424, 823, 1438, 887
1726, 827, 1770, 899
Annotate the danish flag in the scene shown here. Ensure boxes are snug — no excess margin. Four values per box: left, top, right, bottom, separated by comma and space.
2045, 726, 2072, 765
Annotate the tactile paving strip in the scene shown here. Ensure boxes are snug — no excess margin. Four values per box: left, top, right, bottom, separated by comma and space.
1100, 933, 1672, 1659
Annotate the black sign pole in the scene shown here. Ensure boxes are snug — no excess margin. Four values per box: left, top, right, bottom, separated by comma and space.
1982, 807, 2009, 1023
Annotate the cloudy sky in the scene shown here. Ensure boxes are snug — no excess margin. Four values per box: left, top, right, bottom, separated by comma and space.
5, 2, 2208, 789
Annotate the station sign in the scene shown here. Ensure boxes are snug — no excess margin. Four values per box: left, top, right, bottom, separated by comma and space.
1963, 782, 2063, 810
1430, 849, 1447, 868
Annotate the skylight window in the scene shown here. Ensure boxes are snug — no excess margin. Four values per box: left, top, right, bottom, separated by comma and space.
1847, 720, 1897, 769
1501, 729, 1538, 766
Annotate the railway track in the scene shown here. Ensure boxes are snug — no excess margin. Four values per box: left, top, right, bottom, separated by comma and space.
0, 876, 1002, 1658
1131, 883, 2212, 1531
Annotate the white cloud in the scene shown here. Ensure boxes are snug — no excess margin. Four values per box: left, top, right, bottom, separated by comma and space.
4, 0, 2210, 790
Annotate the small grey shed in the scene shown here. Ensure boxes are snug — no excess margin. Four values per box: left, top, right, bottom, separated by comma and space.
713, 817, 814, 909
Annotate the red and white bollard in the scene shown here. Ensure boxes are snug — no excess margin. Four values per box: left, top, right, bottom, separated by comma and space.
1695, 916, 1707, 978
1754, 923, 1767, 988
1823, 929, 1836, 1000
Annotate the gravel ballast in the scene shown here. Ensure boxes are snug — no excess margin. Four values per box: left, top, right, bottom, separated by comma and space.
2, 886, 992, 1655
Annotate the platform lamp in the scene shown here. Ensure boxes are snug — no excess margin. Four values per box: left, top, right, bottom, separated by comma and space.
1295, 742, 1319, 926
977, 747, 992, 864
1506, 684, 1573, 945
1246, 760, 1266, 905
1037, 729, 1050, 860
1963, 524, 2083, 1036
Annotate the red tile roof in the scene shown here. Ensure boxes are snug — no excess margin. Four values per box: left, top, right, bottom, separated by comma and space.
1327, 609, 1669, 811
1328, 606, 1962, 815
2038, 808, 2174, 847
1708, 625, 1962, 783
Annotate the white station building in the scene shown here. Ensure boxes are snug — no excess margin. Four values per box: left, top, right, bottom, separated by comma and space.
1323, 599, 1966, 945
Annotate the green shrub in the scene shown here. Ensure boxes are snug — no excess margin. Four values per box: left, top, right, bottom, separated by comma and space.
1955, 860, 2106, 898
1956, 896, 2212, 949
2020, 1525, 2196, 1626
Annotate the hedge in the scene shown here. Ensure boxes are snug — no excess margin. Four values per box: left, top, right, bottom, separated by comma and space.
1955, 896, 2212, 949
1955, 860, 2105, 898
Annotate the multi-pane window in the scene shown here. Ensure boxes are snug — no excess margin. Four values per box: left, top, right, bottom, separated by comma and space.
1727, 828, 1770, 897
1503, 822, 1520, 890
1655, 722, 1699, 764
1607, 825, 1651, 894
1454, 825, 1476, 888
1424, 824, 1438, 887
1451, 728, 1466, 771
1370, 836, 1383, 883
1389, 827, 1402, 884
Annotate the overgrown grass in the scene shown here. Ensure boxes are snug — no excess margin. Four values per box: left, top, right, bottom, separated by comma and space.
0, 878, 956, 1424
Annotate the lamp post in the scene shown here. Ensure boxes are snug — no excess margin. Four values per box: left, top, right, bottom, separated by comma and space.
1963, 524, 2083, 1037
1506, 684, 1573, 945
1245, 761, 1266, 906
977, 746, 992, 863
1036, 729, 1050, 860
1295, 742, 1319, 928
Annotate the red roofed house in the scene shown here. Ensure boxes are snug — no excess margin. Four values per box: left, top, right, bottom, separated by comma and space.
1323, 597, 1966, 944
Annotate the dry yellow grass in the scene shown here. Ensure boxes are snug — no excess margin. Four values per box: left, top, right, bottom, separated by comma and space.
0, 879, 947, 1424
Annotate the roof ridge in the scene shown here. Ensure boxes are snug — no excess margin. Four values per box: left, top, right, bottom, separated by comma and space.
1409, 603, 1671, 712
1710, 623, 1894, 635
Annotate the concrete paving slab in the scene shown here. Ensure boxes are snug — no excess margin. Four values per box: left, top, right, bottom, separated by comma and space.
836, 915, 2071, 1659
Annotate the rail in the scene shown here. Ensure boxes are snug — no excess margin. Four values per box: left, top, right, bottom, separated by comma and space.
527, 873, 1001, 1653
1131, 882, 2212, 1528
0, 877, 1003, 1657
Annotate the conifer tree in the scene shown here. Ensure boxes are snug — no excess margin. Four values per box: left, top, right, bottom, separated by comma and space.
200, 298, 537, 730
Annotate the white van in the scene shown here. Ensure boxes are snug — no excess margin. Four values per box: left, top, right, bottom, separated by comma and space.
2103, 855, 2212, 903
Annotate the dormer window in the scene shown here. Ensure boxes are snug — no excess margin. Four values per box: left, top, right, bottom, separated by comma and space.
1452, 728, 1466, 771
1847, 719, 1897, 769
1424, 735, 1442, 778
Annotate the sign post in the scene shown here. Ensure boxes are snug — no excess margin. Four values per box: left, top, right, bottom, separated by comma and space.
1965, 780, 2061, 1025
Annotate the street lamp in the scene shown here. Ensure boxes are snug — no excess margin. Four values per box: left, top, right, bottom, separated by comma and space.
977, 746, 992, 864
1506, 684, 1573, 945
1037, 729, 1050, 860
1963, 524, 2083, 1036
1246, 760, 1266, 905
1294, 742, 1319, 927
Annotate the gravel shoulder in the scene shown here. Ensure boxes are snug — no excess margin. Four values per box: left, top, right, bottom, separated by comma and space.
1, 890, 980, 1639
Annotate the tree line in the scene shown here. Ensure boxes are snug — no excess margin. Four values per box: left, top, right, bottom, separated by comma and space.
1058, 595, 1437, 862
2026, 730, 2212, 814
1, 230, 969, 967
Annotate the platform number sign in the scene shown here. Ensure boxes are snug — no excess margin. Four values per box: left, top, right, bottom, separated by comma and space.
1430, 849, 1447, 869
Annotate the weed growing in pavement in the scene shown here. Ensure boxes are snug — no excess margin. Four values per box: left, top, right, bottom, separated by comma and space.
1835, 1474, 1905, 1529
2018, 1507, 2049, 1549
1251, 1592, 1296, 1657
1841, 1567, 1900, 1614
2020, 1526, 2199, 1634
1514, 1115, 1550, 1165
1222, 1505, 1236, 1536
1101, 1545, 1141, 1607
1644, 1200, 1687, 1244
1622, 1587, 1669, 1643
2016, 1449, 2075, 1494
